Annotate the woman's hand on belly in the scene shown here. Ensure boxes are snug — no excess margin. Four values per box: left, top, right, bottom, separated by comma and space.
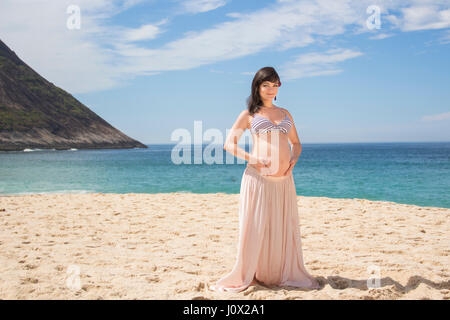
281, 156, 298, 176
261, 157, 290, 176
249, 156, 290, 176
251, 134, 292, 176
249, 155, 272, 171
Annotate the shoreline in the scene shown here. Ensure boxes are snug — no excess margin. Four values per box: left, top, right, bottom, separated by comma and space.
1, 192, 449, 210
0, 193, 448, 299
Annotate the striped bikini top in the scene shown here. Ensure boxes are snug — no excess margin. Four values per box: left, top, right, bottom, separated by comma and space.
250, 110, 293, 135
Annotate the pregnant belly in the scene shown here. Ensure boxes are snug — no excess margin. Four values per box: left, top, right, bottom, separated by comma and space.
250, 135, 291, 177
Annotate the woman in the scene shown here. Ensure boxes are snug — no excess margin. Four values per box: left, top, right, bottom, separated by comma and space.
210, 66, 320, 293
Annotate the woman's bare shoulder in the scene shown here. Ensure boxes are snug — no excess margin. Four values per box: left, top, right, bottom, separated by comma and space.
278, 107, 294, 122
240, 109, 250, 116
235, 109, 251, 130
278, 106, 293, 119
242, 109, 251, 129
238, 109, 251, 121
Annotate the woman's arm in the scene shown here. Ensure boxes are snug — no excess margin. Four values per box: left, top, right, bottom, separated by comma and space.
223, 110, 256, 164
281, 108, 302, 161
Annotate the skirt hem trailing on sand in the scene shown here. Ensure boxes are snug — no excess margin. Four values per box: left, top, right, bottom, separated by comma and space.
210, 165, 320, 293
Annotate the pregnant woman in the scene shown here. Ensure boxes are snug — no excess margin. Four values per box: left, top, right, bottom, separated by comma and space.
210, 66, 320, 292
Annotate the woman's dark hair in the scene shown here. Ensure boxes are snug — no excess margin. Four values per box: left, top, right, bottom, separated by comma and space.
246, 66, 281, 116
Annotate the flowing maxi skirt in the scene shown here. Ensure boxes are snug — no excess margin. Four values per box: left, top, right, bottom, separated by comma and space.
210, 165, 320, 293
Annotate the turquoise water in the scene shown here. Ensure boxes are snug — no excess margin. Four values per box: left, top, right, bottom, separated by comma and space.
0, 142, 449, 208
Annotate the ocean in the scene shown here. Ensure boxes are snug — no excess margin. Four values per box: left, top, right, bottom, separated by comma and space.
0, 142, 449, 208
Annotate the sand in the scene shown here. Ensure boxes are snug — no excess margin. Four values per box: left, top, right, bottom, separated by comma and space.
0, 192, 448, 300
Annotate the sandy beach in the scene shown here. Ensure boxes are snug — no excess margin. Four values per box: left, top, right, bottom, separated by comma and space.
0, 192, 448, 300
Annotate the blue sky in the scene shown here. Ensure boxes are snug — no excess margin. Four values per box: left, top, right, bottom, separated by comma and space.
0, 0, 449, 144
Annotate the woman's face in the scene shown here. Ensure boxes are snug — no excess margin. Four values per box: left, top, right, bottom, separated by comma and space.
259, 80, 280, 101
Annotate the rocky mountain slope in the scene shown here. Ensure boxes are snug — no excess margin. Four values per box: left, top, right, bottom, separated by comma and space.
0, 39, 147, 151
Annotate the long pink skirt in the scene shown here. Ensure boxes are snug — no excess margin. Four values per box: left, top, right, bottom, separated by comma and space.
210, 165, 320, 293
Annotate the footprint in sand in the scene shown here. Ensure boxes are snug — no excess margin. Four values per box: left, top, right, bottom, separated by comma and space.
21, 277, 39, 284
193, 282, 205, 291
145, 276, 160, 283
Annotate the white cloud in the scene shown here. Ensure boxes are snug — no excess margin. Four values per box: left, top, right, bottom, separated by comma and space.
422, 112, 450, 121
225, 12, 242, 19
0, 0, 449, 94
400, 5, 450, 31
359, 1, 450, 33
121, 19, 169, 42
385, 14, 402, 29
369, 33, 395, 40
291, 48, 363, 65
279, 48, 363, 80
0, 0, 151, 93
110, 0, 369, 75
180, 0, 227, 14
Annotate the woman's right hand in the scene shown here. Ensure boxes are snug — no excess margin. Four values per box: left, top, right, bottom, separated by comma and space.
249, 155, 271, 170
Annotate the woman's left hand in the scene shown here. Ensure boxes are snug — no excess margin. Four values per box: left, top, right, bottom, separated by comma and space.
284, 156, 298, 176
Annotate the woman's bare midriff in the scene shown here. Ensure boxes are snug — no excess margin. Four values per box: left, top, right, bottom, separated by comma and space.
248, 130, 291, 177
